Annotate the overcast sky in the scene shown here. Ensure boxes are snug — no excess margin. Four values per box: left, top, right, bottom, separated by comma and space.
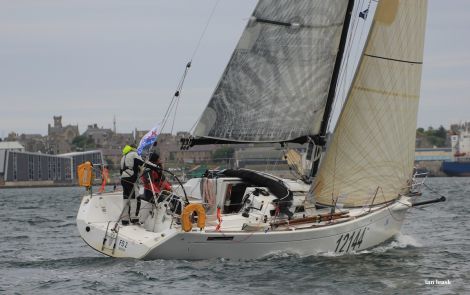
0, 0, 468, 137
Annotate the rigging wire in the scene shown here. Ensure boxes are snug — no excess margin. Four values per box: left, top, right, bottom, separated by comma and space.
190, 0, 221, 62
158, 0, 221, 135
160, 62, 191, 133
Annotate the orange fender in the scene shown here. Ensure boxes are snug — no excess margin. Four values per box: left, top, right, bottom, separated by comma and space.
181, 203, 206, 232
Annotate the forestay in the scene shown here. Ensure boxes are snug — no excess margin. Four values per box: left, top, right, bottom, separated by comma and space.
314, 0, 428, 207
193, 0, 350, 143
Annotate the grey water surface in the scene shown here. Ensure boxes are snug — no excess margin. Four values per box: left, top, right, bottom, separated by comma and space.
1, 178, 469, 295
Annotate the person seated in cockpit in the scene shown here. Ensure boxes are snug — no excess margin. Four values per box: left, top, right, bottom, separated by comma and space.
140, 152, 172, 203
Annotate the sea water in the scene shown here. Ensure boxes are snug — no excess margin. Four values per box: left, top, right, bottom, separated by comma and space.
1, 178, 469, 294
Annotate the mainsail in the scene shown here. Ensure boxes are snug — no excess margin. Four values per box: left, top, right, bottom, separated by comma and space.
192, 0, 351, 143
314, 0, 428, 207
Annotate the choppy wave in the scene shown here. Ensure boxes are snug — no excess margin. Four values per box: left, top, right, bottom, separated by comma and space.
3, 256, 111, 269
1, 180, 469, 294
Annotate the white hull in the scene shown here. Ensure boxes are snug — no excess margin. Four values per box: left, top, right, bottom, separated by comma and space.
77, 190, 410, 260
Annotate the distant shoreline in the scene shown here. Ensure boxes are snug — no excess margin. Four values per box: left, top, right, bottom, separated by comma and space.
0, 183, 118, 190
0, 183, 77, 189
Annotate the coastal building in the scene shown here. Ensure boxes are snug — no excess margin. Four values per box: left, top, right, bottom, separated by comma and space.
414, 147, 452, 176
155, 133, 180, 163
168, 144, 217, 164
1, 148, 73, 186
0, 142, 104, 187
415, 148, 452, 161
0, 141, 24, 153
0, 142, 25, 185
75, 123, 133, 172
83, 124, 113, 147
59, 150, 104, 179
47, 116, 79, 154
100, 132, 134, 171
4, 132, 47, 153
234, 146, 291, 177
134, 129, 148, 143
18, 134, 47, 153
4, 132, 20, 142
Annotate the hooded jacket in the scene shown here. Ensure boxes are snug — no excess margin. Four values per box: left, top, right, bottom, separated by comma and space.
120, 145, 144, 179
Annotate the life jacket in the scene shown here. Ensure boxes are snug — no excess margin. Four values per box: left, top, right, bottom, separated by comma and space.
120, 150, 142, 179
141, 163, 172, 193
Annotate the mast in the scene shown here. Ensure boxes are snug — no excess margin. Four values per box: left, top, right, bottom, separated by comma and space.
309, 0, 355, 178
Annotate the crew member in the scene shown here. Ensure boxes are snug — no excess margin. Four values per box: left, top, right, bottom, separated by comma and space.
141, 152, 172, 202
120, 144, 159, 225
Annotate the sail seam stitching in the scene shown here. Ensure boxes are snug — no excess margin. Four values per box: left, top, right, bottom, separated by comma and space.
364, 54, 423, 64
354, 86, 419, 99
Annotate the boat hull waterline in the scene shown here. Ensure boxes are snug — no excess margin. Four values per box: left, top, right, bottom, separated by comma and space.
77, 192, 410, 260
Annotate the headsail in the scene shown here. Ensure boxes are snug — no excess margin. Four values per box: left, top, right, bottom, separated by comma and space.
314, 0, 428, 207
192, 0, 351, 144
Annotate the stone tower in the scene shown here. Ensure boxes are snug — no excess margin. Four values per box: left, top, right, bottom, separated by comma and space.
53, 116, 63, 128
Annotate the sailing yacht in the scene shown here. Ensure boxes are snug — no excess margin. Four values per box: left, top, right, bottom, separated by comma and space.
77, 0, 435, 259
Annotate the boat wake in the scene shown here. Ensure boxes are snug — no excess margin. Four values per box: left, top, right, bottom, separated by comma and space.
362, 233, 422, 254
328, 233, 422, 257
258, 233, 422, 260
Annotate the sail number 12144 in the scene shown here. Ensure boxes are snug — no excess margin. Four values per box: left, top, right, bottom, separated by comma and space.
334, 227, 368, 253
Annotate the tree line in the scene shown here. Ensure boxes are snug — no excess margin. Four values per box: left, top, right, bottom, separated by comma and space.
416, 126, 448, 148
